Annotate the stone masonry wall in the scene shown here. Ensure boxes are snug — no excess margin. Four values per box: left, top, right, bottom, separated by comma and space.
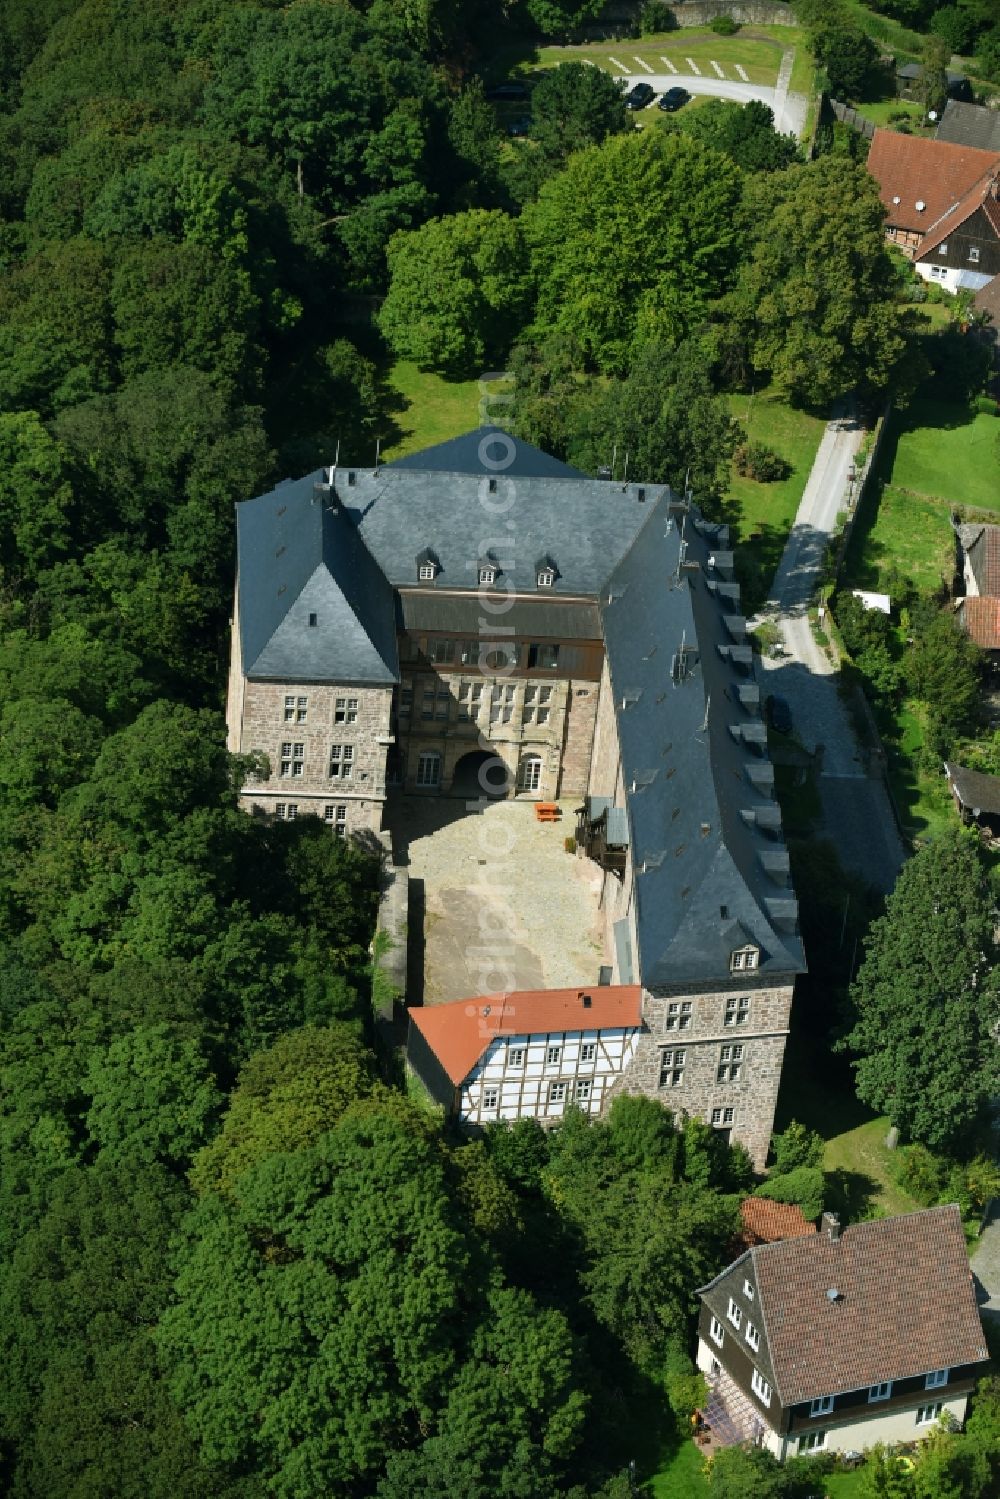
612, 980, 795, 1169
237, 679, 394, 834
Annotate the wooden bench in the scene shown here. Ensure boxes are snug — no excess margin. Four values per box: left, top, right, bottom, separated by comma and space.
534, 802, 561, 822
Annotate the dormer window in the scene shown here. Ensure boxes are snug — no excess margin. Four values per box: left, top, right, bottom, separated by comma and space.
419, 563, 436, 581
478, 559, 498, 586
535, 553, 558, 589
415, 549, 440, 583
731, 944, 759, 973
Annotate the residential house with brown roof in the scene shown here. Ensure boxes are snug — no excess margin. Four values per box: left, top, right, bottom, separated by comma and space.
866, 129, 1000, 294
738, 1197, 818, 1250
955, 522, 1000, 653
696, 1206, 989, 1460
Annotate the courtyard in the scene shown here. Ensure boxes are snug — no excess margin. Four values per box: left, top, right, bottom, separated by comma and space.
388, 795, 607, 1005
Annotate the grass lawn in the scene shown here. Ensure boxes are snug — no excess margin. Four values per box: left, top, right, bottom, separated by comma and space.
857, 97, 930, 128
381, 361, 504, 460
724, 391, 827, 612
774, 1042, 923, 1222
843, 399, 1000, 598
872, 695, 954, 843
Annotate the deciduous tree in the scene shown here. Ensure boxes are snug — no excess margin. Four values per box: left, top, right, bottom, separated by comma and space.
842, 828, 1000, 1150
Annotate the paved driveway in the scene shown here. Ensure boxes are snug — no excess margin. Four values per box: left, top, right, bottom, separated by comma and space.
756, 411, 907, 894
619, 74, 807, 137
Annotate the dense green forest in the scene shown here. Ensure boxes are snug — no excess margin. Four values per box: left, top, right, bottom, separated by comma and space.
0, 2, 998, 1496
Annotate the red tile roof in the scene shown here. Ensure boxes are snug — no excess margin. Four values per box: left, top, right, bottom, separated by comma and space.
958, 596, 1000, 649
407, 985, 643, 1085
749, 1206, 988, 1405
867, 129, 1000, 237
739, 1197, 818, 1247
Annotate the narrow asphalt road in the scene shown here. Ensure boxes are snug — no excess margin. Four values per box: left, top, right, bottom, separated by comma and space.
755, 409, 907, 894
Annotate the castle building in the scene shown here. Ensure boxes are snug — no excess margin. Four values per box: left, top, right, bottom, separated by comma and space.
226, 429, 805, 1167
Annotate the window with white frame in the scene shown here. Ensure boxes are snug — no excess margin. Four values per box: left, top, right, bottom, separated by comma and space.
743, 1278, 754, 1301
478, 564, 497, 585
868, 1382, 892, 1403
730, 945, 759, 973
809, 1395, 833, 1418
418, 562, 437, 581
709, 1317, 724, 1347
969, 246, 981, 263
508, 1047, 525, 1068
665, 1001, 691, 1031
334, 697, 358, 724
726, 1298, 742, 1330
751, 1369, 771, 1407
546, 1044, 561, 1065
725, 996, 750, 1026
916, 1402, 943, 1426
548, 1081, 567, 1105
280, 741, 305, 777
518, 755, 543, 793
324, 804, 347, 836
659, 1047, 685, 1088
938, 242, 948, 255
581, 1042, 596, 1063
711, 1107, 736, 1127
482, 1087, 499, 1110
284, 695, 308, 723
745, 1321, 760, 1352
799, 1430, 825, 1453
717, 1043, 743, 1082
925, 1369, 948, 1389
576, 1079, 592, 1102
275, 803, 298, 820
537, 567, 555, 588
328, 744, 353, 779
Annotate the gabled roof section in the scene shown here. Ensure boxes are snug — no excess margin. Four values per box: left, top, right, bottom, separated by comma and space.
917, 168, 1000, 261
958, 595, 1000, 649
236, 471, 398, 685
963, 522, 1000, 595
600, 499, 805, 987
945, 760, 1000, 816
703, 1206, 988, 1407
867, 128, 1000, 235
388, 426, 586, 479
937, 100, 1000, 154
338, 460, 661, 600
408, 986, 644, 1085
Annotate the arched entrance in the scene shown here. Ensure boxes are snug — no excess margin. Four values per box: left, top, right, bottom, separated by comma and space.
451, 749, 510, 799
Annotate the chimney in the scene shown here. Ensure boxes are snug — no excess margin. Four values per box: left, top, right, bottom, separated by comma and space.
821, 1211, 841, 1241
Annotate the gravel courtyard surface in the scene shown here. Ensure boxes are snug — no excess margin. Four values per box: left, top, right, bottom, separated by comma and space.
388, 796, 607, 1004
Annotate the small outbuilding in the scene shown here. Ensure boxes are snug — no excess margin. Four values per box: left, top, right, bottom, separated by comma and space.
944, 761, 1000, 836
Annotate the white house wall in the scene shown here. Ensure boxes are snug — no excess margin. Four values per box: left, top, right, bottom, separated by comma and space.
459, 1027, 641, 1125
916, 261, 992, 294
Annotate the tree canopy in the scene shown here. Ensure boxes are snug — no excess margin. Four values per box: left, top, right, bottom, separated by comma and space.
842, 828, 1000, 1150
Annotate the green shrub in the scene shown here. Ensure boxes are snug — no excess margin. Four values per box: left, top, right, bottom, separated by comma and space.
734, 441, 791, 482
771, 1120, 824, 1173
974, 394, 998, 416
710, 14, 739, 35
754, 1165, 825, 1222
564, 835, 576, 854
894, 1142, 950, 1205
641, 1, 675, 33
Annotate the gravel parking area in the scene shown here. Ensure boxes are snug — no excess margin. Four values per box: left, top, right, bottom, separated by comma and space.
388, 796, 607, 1004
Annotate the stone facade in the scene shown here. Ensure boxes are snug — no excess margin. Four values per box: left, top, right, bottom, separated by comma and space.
232, 676, 394, 835
607, 981, 794, 1170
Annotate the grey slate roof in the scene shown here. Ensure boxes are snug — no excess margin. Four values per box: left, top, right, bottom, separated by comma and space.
235, 432, 802, 987
236, 471, 398, 685
937, 100, 1000, 153
388, 426, 586, 479
945, 761, 1000, 817
398, 591, 602, 640
339, 462, 657, 599
600, 499, 804, 986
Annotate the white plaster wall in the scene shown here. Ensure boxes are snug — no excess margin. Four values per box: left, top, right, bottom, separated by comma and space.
459, 1027, 641, 1125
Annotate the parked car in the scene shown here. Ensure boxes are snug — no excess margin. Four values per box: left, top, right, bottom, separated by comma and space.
657, 86, 691, 112
485, 81, 528, 101
766, 694, 792, 734
624, 82, 655, 110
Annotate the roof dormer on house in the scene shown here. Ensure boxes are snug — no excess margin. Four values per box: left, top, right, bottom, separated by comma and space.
415, 547, 440, 583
